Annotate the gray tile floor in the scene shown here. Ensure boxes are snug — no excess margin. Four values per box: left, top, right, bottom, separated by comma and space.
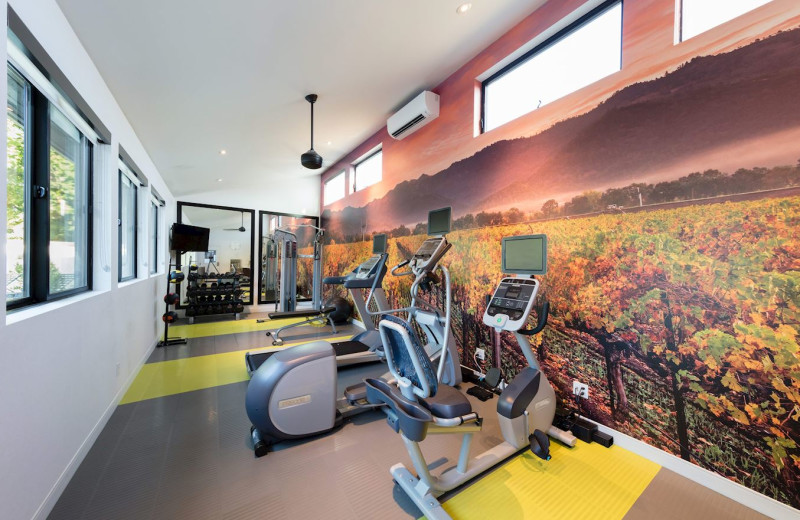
48, 319, 772, 520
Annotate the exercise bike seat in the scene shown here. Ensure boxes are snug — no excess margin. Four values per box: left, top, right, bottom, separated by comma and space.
419, 384, 472, 419
267, 305, 334, 320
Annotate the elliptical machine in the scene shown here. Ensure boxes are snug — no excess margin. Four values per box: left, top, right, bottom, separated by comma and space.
244, 234, 392, 375
364, 234, 577, 520
245, 207, 462, 456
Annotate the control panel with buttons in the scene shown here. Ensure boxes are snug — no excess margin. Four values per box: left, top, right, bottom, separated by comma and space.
482, 277, 540, 331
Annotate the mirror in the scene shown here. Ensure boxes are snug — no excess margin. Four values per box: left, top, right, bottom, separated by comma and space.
176, 202, 255, 309
258, 211, 319, 305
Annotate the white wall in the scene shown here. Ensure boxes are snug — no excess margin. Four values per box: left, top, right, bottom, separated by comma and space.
0, 1, 176, 518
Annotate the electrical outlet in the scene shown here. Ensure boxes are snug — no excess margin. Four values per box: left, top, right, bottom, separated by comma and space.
572, 381, 589, 399
475, 348, 486, 361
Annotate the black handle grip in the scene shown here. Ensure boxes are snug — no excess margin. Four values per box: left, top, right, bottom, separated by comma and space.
518, 301, 549, 336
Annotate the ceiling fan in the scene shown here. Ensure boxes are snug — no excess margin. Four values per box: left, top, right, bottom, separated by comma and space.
224, 211, 247, 232
301, 94, 323, 169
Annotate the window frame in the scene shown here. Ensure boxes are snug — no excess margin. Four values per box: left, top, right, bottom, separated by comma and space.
118, 165, 138, 282
6, 69, 94, 311
351, 148, 383, 193
149, 197, 159, 275
480, 0, 623, 133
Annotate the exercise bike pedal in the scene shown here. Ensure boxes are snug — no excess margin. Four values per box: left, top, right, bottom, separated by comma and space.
272, 340, 283, 346
529, 429, 551, 461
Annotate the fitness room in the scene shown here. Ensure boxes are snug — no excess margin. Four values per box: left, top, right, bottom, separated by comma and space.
2, 0, 799, 519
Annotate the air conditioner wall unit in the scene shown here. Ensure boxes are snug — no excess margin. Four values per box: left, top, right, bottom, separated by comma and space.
387, 91, 440, 140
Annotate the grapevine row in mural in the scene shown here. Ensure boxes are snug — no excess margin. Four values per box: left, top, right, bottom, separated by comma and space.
322, 195, 800, 507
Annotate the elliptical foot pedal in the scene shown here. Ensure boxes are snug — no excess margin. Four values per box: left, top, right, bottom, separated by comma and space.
529, 429, 551, 460
466, 385, 494, 401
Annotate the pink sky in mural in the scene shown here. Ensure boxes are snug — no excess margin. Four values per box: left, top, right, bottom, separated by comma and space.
322, 0, 800, 213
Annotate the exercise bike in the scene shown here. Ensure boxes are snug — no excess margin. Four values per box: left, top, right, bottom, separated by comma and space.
364, 233, 577, 520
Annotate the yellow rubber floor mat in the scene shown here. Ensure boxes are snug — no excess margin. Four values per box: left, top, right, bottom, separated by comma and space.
165, 315, 326, 339
440, 441, 660, 520
121, 333, 349, 404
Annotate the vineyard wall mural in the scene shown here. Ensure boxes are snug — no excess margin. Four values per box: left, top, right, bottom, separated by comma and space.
320, 1, 800, 508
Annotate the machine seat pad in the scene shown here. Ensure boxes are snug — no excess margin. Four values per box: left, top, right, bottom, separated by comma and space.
420, 384, 472, 419
267, 306, 334, 319
322, 276, 347, 285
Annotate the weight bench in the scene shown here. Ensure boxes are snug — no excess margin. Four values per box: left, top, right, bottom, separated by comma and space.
256, 306, 336, 345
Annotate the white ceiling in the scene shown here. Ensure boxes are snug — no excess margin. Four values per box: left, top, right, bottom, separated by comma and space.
55, 0, 546, 197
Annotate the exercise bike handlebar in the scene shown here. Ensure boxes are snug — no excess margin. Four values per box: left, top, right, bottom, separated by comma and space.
517, 301, 549, 336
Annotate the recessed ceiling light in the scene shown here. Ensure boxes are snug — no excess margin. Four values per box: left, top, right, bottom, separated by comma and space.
456, 3, 471, 14
217, 178, 223, 182
219, 149, 227, 155
327, 141, 332, 146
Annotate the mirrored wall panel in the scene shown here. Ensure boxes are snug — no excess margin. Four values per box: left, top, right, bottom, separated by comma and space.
176, 202, 255, 310
258, 211, 319, 305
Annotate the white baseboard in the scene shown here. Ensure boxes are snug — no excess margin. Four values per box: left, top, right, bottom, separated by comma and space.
32, 339, 158, 520
591, 420, 800, 520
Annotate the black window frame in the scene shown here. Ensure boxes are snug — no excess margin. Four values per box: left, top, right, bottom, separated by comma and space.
149, 199, 159, 275
118, 169, 138, 282
480, 0, 623, 134
6, 64, 94, 310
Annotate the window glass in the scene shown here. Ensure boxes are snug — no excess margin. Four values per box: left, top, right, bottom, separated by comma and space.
49, 106, 90, 294
118, 172, 137, 281
150, 200, 158, 274
483, 1, 622, 132
324, 170, 345, 204
352, 150, 382, 192
680, 0, 772, 41
6, 66, 29, 302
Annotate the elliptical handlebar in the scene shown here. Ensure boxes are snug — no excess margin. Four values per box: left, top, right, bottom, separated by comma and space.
391, 259, 412, 277
517, 301, 549, 336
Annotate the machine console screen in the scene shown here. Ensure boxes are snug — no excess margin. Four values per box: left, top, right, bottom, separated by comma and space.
356, 255, 380, 279
414, 238, 441, 259
486, 279, 537, 321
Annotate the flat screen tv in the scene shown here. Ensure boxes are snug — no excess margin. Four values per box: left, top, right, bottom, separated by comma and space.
171, 223, 210, 252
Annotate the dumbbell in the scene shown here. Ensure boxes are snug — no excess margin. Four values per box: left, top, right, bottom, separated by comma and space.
226, 303, 234, 313
234, 302, 244, 313
163, 293, 179, 305
186, 306, 197, 317
162, 311, 178, 323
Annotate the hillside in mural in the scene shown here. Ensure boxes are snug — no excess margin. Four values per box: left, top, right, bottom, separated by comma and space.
323, 27, 800, 242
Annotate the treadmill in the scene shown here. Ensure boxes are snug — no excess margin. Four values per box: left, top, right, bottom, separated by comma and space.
244, 235, 390, 375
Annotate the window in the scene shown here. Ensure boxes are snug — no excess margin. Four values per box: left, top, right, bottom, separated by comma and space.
351, 149, 382, 192
482, 0, 622, 132
679, 0, 772, 42
149, 198, 159, 275
6, 66, 30, 303
6, 61, 94, 308
324, 170, 345, 204
118, 164, 137, 282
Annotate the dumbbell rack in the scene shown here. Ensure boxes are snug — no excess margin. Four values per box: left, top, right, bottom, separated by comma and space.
158, 264, 188, 347
185, 271, 245, 324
